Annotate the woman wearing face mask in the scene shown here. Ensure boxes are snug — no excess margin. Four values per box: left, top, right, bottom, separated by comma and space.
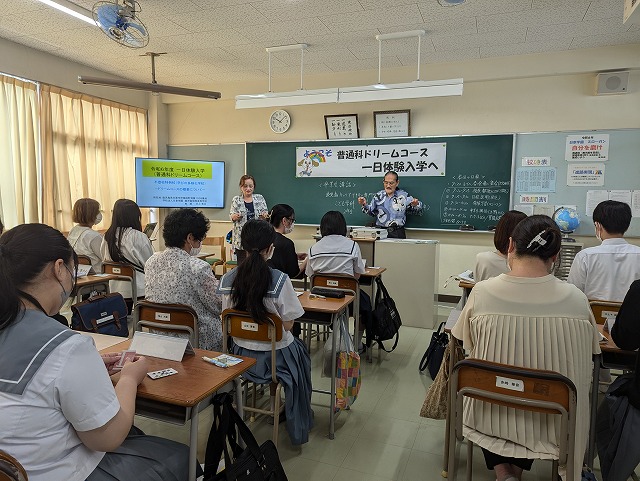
267, 204, 307, 279
217, 220, 313, 445
67, 198, 104, 273
229, 174, 269, 265
144, 209, 223, 351
0, 224, 191, 481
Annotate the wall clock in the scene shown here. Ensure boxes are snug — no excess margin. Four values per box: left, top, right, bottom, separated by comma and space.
269, 109, 291, 134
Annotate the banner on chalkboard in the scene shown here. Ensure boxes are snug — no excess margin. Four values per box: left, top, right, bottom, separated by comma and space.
295, 143, 446, 178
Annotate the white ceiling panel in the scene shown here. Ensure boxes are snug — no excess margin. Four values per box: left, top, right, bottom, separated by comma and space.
251, 0, 364, 23
432, 29, 526, 51
480, 38, 571, 58
0, 0, 638, 86
477, 5, 591, 33
320, 4, 424, 34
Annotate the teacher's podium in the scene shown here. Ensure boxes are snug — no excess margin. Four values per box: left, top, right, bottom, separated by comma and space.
375, 239, 439, 329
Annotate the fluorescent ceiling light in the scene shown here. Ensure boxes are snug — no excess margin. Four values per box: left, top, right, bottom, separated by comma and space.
338, 79, 463, 103
236, 88, 339, 109
79, 76, 221, 99
37, 0, 95, 25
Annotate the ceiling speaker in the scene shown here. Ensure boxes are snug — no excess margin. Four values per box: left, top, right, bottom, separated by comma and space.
596, 71, 629, 95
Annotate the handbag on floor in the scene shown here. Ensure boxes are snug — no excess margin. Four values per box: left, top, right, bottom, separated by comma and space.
371, 277, 401, 352
70, 292, 129, 337
419, 322, 448, 379
335, 317, 361, 411
204, 392, 288, 481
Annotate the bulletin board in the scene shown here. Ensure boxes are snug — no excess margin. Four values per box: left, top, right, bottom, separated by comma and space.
514, 129, 640, 237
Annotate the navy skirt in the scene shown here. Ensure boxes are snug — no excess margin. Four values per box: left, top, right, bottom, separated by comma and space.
232, 337, 313, 445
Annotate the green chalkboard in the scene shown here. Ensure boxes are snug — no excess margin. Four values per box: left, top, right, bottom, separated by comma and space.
246, 135, 514, 230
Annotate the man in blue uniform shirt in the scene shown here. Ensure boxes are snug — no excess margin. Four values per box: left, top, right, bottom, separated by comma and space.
357, 171, 423, 239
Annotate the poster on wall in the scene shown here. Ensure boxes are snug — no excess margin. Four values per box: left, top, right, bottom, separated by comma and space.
565, 134, 609, 161
515, 167, 557, 193
567, 163, 605, 186
295, 143, 446, 178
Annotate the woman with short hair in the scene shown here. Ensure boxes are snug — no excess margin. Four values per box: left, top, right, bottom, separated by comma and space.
145, 209, 223, 351
0, 224, 190, 481
217, 220, 313, 445
229, 174, 268, 264
452, 215, 600, 481
67, 198, 104, 273
101, 199, 153, 307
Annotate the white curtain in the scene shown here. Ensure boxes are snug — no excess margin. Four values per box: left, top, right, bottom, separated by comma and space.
41, 85, 149, 231
0, 75, 40, 228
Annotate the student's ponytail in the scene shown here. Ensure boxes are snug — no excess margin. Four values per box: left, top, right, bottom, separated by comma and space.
0, 224, 76, 331
231, 220, 276, 323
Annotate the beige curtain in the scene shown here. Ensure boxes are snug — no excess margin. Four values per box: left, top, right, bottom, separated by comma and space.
41, 85, 149, 231
0, 75, 40, 228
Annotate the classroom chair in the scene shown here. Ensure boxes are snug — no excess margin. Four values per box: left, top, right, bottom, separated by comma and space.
589, 300, 622, 326
309, 273, 371, 360
0, 450, 28, 481
448, 359, 577, 481
221, 308, 285, 448
134, 300, 200, 348
200, 236, 225, 275
76, 254, 92, 268
102, 261, 139, 310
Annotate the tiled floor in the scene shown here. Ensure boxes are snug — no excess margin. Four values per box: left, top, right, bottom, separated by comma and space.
134, 306, 605, 481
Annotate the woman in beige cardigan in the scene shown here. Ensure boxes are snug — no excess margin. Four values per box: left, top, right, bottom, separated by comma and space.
452, 215, 600, 481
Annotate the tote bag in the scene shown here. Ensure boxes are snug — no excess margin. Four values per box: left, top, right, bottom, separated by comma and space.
335, 318, 361, 411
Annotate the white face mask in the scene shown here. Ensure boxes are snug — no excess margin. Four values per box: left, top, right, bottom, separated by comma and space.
284, 219, 294, 235
188, 240, 201, 257
595, 223, 602, 242
94, 212, 103, 225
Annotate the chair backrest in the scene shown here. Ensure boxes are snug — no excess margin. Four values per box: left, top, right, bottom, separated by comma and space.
134, 300, 199, 347
102, 261, 137, 300
451, 359, 577, 473
0, 451, 28, 481
589, 300, 622, 326
76, 255, 92, 266
221, 309, 283, 383
310, 273, 358, 294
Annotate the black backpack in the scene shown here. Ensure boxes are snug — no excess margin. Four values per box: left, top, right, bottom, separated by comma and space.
371, 277, 401, 352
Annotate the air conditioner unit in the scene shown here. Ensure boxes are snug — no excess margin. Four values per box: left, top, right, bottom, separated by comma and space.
623, 0, 640, 24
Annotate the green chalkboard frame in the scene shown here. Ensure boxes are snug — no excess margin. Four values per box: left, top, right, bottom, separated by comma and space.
246, 135, 514, 230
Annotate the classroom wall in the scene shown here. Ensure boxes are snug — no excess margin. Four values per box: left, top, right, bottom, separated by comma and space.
168, 44, 640, 297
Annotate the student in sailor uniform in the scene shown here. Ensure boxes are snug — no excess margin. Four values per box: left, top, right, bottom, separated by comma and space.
217, 219, 313, 445
0, 224, 190, 481
357, 170, 423, 239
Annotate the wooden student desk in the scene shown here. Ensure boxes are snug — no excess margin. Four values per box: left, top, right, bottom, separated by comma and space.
585, 325, 637, 468
297, 291, 354, 440
100, 340, 256, 481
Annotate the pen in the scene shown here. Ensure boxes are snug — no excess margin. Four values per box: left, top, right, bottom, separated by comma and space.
309, 294, 326, 299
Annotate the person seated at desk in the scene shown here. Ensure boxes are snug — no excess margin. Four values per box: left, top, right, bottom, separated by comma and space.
217, 220, 313, 446
0, 224, 190, 481
67, 198, 104, 274
145, 209, 223, 351
568, 200, 640, 302
101, 199, 153, 312
596, 278, 640, 481
474, 210, 527, 281
268, 204, 307, 339
451, 215, 600, 481
306, 210, 371, 350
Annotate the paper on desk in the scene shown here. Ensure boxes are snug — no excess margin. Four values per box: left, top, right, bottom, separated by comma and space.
75, 264, 91, 278
129, 331, 190, 362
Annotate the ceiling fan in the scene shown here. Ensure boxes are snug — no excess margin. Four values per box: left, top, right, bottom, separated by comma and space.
78, 0, 220, 100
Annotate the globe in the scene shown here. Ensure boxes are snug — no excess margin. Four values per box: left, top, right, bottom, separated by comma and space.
553, 207, 580, 234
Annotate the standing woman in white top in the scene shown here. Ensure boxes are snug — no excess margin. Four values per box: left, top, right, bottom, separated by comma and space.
229, 174, 269, 265
67, 198, 104, 273
101, 199, 153, 311
474, 210, 527, 281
